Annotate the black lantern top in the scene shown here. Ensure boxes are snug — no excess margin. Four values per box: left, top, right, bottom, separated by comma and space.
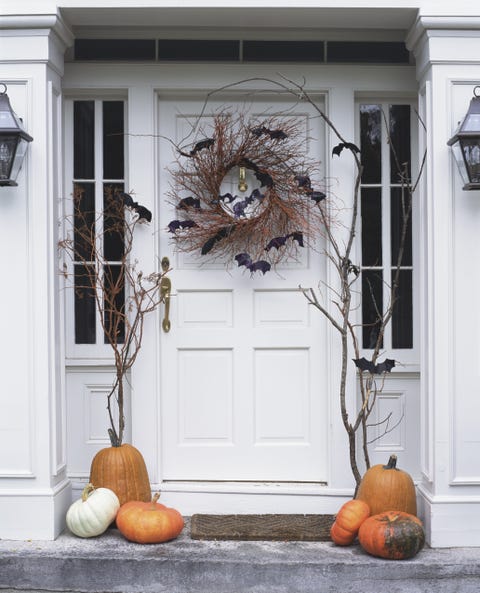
448, 86, 480, 191
0, 84, 33, 187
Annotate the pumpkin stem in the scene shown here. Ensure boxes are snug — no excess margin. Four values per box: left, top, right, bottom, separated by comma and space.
383, 454, 398, 470
152, 492, 161, 505
82, 483, 95, 502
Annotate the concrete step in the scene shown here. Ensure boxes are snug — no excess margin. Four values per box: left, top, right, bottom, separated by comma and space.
1, 522, 479, 593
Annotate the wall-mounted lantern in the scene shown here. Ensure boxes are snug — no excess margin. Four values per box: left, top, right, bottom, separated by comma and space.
0, 84, 33, 187
448, 86, 480, 191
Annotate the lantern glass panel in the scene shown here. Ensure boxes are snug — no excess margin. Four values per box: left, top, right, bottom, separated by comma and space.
10, 136, 29, 182
0, 135, 18, 181
460, 138, 480, 184
451, 140, 470, 187
462, 113, 480, 132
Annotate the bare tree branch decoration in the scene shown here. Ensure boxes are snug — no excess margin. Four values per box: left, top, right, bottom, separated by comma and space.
186, 75, 425, 489
59, 185, 167, 447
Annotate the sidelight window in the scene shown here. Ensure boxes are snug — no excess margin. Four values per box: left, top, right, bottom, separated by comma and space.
359, 102, 415, 352
67, 98, 126, 351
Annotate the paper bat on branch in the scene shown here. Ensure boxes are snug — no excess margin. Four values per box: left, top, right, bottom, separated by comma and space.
115, 191, 152, 223
353, 357, 396, 374
251, 126, 288, 141
294, 176, 326, 203
178, 196, 201, 210
235, 253, 271, 275
168, 219, 198, 233
332, 142, 361, 157
178, 138, 215, 157
265, 231, 304, 251
201, 225, 235, 255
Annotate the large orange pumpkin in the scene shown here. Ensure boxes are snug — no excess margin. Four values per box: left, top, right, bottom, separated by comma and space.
330, 500, 370, 546
356, 454, 417, 516
358, 511, 425, 560
89, 443, 151, 506
116, 493, 184, 544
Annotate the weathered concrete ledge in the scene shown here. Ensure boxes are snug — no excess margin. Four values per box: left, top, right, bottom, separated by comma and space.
1, 521, 480, 593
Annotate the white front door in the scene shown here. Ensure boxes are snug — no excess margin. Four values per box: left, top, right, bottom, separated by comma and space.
158, 94, 328, 483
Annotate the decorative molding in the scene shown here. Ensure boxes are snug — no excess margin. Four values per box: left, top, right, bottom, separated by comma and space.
0, 14, 74, 49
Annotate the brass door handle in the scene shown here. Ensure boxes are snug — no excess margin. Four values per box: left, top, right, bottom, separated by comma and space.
160, 257, 171, 333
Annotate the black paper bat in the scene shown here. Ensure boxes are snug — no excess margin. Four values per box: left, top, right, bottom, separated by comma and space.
307, 190, 327, 203
179, 137, 215, 157
353, 357, 396, 374
201, 225, 234, 255
116, 191, 135, 208
295, 175, 312, 189
115, 191, 152, 222
265, 232, 304, 251
235, 253, 271, 275
251, 126, 288, 140
254, 170, 274, 188
134, 205, 152, 223
168, 219, 197, 233
332, 142, 361, 157
232, 191, 258, 218
178, 196, 201, 210
217, 192, 237, 204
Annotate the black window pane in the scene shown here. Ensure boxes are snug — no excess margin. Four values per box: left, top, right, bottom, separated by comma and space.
75, 39, 155, 61
74, 101, 94, 179
362, 270, 383, 350
103, 102, 124, 180
328, 41, 409, 63
243, 41, 324, 62
103, 184, 125, 261
390, 187, 412, 267
74, 264, 96, 344
73, 183, 95, 262
103, 264, 125, 344
392, 269, 413, 348
390, 105, 411, 184
157, 40, 239, 61
361, 187, 382, 266
360, 105, 382, 184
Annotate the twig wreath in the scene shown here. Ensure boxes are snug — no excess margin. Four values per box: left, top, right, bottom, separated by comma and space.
167, 110, 328, 273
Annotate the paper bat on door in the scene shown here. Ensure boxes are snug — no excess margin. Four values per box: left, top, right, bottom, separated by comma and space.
201, 225, 235, 255
251, 126, 288, 141
178, 137, 215, 157
115, 191, 152, 222
294, 176, 326, 203
168, 219, 198, 233
353, 357, 396, 374
234, 253, 271, 275
265, 232, 304, 251
177, 196, 201, 210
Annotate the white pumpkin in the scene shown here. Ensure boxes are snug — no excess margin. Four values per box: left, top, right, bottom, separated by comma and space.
66, 483, 120, 538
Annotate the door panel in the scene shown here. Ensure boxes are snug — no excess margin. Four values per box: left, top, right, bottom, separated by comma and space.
158, 95, 328, 482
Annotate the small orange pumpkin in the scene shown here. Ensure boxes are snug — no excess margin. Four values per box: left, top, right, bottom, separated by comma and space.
116, 493, 184, 544
358, 511, 425, 560
330, 499, 370, 545
356, 454, 417, 516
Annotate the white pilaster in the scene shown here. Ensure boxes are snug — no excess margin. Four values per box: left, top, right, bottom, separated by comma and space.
408, 16, 480, 547
0, 15, 74, 540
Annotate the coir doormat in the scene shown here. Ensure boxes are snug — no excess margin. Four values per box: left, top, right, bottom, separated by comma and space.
190, 514, 335, 541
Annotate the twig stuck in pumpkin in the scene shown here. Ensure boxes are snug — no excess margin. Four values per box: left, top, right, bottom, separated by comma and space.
59, 185, 168, 447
